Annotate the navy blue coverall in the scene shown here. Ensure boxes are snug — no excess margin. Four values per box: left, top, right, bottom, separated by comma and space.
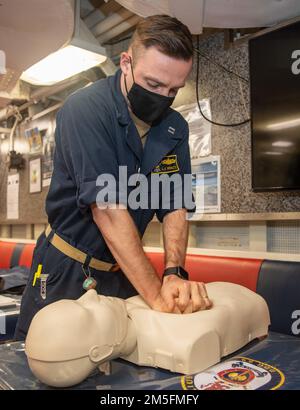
15, 69, 194, 340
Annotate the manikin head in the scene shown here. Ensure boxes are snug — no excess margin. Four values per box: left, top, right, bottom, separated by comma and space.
25, 290, 132, 387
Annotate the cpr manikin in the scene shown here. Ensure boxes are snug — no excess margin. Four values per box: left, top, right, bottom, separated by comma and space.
25, 282, 270, 387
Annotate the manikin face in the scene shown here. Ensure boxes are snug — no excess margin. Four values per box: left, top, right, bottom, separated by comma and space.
25, 290, 129, 387
120, 46, 193, 99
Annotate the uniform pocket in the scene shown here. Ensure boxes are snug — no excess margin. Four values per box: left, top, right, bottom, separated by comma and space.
38, 243, 70, 284
27, 241, 69, 306
17, 241, 81, 338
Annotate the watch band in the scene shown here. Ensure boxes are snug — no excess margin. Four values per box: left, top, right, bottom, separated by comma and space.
162, 266, 189, 281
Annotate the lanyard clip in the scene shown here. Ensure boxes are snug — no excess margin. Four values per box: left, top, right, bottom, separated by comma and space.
82, 255, 97, 291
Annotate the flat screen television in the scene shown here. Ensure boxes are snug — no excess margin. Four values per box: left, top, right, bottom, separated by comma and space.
249, 19, 300, 191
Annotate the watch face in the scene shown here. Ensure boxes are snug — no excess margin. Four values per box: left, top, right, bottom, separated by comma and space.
179, 267, 189, 280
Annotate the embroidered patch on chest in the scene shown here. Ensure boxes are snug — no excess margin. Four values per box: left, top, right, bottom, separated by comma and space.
152, 155, 179, 174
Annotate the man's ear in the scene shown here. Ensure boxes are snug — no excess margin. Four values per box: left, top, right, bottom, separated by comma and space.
89, 345, 114, 363
119, 52, 131, 76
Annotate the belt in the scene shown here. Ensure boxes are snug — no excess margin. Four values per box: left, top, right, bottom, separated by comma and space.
45, 225, 119, 272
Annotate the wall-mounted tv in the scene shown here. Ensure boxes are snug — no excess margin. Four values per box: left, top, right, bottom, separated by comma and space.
249, 19, 300, 191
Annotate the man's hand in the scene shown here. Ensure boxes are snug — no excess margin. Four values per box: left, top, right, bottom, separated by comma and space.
160, 210, 212, 313
149, 292, 182, 314
161, 275, 213, 314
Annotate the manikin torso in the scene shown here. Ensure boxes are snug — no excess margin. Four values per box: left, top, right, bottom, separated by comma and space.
25, 282, 270, 388
123, 282, 270, 374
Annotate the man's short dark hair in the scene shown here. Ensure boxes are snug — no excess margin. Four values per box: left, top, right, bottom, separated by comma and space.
130, 15, 193, 62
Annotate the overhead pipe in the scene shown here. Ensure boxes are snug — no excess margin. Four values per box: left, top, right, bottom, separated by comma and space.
26, 102, 63, 122
0, 59, 116, 123
0, 75, 85, 122
9, 109, 22, 151
97, 15, 141, 44
99, 1, 123, 16
29, 76, 83, 102
84, 8, 106, 29
92, 8, 134, 37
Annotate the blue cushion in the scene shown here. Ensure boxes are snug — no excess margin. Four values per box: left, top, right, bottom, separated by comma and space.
257, 260, 300, 337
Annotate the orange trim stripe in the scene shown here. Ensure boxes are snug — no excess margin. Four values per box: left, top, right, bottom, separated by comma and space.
19, 243, 35, 268
0, 241, 16, 269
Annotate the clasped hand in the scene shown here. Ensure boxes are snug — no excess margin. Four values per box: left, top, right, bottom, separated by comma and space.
151, 275, 213, 314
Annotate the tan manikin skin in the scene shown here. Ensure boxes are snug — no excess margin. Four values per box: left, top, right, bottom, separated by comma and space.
25, 282, 270, 388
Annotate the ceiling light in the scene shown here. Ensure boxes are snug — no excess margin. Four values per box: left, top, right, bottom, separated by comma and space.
21, 0, 106, 86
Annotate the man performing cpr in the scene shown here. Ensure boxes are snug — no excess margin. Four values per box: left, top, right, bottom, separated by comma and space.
15, 15, 212, 341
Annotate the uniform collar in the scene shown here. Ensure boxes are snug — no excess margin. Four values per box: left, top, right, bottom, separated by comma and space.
141, 111, 186, 175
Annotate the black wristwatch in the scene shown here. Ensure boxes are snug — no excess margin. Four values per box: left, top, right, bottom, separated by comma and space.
163, 266, 189, 281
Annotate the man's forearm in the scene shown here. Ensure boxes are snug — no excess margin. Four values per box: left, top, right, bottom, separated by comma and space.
162, 209, 189, 269
91, 205, 161, 304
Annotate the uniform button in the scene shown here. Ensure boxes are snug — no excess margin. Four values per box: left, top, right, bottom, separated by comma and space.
136, 180, 140, 187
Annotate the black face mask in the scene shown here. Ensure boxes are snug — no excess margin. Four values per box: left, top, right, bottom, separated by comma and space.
124, 58, 175, 124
